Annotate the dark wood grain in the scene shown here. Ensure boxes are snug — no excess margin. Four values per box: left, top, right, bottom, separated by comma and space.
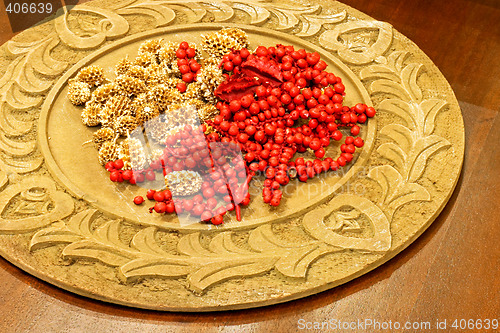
0, 0, 498, 332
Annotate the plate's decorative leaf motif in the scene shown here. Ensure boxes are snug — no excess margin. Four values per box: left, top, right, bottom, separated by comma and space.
0, 176, 74, 232
368, 165, 430, 214
115, 1, 177, 27
362, 51, 452, 215
62, 240, 135, 266
67, 209, 99, 237
0, 34, 67, 174
231, 2, 270, 25
209, 232, 253, 255
30, 224, 84, 251
187, 256, 277, 293
401, 63, 424, 102
296, 11, 347, 37
319, 20, 393, 64
303, 195, 391, 252
55, 6, 129, 49
120, 257, 192, 281
178, 232, 215, 257
406, 135, 451, 183
377, 143, 407, 172
131, 226, 168, 256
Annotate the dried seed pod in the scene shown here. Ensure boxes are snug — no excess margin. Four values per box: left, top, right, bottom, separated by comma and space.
196, 63, 224, 103
165, 170, 203, 196
115, 57, 132, 76
165, 103, 199, 128
98, 140, 118, 165
67, 79, 91, 105
198, 104, 219, 122
184, 82, 203, 100
76, 65, 105, 87
114, 115, 138, 136
138, 39, 164, 56
144, 118, 170, 144
91, 83, 116, 104
158, 41, 177, 65
146, 84, 172, 111
104, 94, 133, 116
135, 103, 160, 126
125, 65, 148, 81
144, 63, 170, 87
92, 127, 115, 149
201, 31, 241, 59
114, 75, 147, 96
118, 138, 148, 170
220, 28, 249, 49
81, 102, 101, 126
134, 52, 156, 67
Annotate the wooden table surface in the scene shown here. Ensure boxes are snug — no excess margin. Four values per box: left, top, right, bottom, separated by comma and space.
0, 0, 498, 332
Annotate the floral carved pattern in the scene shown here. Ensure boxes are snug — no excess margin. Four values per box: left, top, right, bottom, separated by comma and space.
0, 0, 463, 310
360, 52, 452, 217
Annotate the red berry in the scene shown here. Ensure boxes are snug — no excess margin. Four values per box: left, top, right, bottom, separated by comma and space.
179, 41, 189, 50
211, 215, 224, 225
113, 159, 124, 169
153, 191, 165, 202
146, 189, 156, 200
176, 82, 187, 92
122, 170, 133, 181
133, 196, 144, 205
185, 47, 196, 58
201, 211, 213, 221
176, 49, 186, 59
154, 202, 167, 213
354, 137, 364, 147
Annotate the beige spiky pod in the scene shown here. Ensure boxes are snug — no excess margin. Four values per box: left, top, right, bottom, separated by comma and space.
67, 79, 91, 105
166, 89, 184, 106
118, 138, 148, 170
146, 84, 172, 112
116, 140, 131, 169
135, 103, 161, 126
144, 63, 171, 87
91, 83, 116, 104
165, 103, 199, 128
92, 128, 115, 149
99, 94, 133, 127
115, 56, 132, 76
125, 65, 148, 82
134, 52, 157, 67
114, 115, 138, 136
138, 39, 164, 57
81, 102, 101, 126
165, 170, 203, 196
98, 140, 118, 165
196, 63, 224, 103
144, 118, 170, 144
184, 82, 203, 100
201, 31, 240, 59
198, 104, 219, 122
220, 28, 249, 49
158, 41, 177, 66
163, 77, 183, 90
114, 75, 147, 96
149, 148, 163, 164
76, 65, 105, 87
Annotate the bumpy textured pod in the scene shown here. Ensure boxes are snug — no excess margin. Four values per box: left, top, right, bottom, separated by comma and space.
165, 170, 203, 196
67, 79, 91, 105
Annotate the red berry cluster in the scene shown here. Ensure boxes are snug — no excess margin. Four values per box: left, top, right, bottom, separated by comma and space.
175, 41, 200, 88
207, 44, 376, 207
106, 158, 160, 185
